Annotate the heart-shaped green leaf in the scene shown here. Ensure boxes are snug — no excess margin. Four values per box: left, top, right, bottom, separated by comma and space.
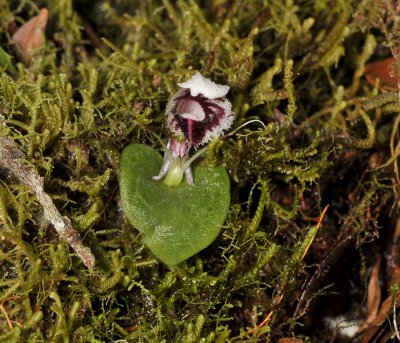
119, 144, 230, 266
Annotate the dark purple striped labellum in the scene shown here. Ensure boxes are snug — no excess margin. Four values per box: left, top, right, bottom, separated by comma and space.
154, 72, 234, 186
167, 89, 233, 146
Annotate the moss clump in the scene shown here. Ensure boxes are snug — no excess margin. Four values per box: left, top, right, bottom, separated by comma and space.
0, 0, 399, 341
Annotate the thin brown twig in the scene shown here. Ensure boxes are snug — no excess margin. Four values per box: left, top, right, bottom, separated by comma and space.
0, 296, 18, 330
0, 303, 13, 330
231, 294, 283, 341
252, 309, 274, 331
0, 137, 95, 269
302, 205, 329, 260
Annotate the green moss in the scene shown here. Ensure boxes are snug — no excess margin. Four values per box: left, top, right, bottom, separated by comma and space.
0, 0, 398, 341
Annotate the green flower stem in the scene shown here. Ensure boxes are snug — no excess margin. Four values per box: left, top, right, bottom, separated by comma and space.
182, 146, 208, 170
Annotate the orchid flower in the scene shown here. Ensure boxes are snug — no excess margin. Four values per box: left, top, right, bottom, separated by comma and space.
153, 72, 234, 187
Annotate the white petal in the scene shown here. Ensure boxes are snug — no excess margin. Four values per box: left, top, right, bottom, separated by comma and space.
178, 72, 230, 99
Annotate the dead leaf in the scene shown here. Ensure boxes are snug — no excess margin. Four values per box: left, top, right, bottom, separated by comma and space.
357, 291, 400, 343
387, 216, 400, 288
278, 338, 304, 343
366, 255, 381, 324
12, 8, 48, 59
364, 57, 399, 91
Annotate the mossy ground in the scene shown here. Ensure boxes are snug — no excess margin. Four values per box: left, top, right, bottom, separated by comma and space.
0, 0, 399, 342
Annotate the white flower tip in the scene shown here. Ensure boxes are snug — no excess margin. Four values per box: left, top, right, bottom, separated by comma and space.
178, 72, 230, 99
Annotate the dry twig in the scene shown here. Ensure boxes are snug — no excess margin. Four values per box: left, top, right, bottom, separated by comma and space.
0, 137, 95, 269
